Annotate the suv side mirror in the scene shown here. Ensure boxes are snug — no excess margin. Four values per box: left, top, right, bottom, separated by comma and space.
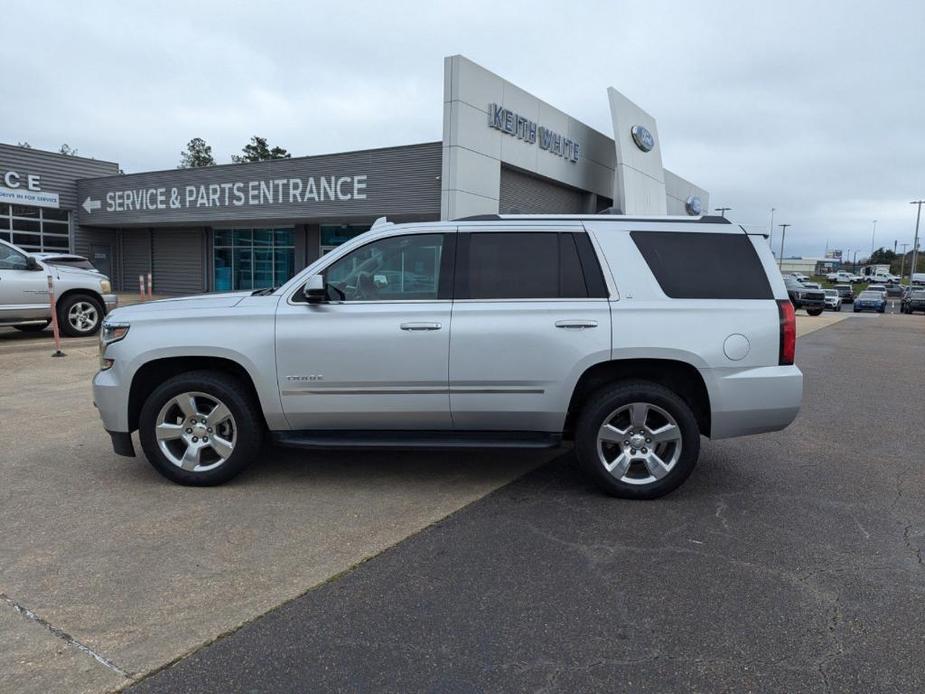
25, 256, 42, 271
303, 275, 326, 304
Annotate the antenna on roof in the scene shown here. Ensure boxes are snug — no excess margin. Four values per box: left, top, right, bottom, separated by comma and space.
371, 216, 391, 229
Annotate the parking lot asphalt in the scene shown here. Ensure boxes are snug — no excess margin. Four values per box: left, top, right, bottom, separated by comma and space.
129, 313, 925, 693
0, 330, 549, 693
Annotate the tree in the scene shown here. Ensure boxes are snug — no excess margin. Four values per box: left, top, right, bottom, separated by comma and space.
868, 248, 897, 265
178, 137, 216, 168
231, 136, 291, 163
59, 144, 78, 156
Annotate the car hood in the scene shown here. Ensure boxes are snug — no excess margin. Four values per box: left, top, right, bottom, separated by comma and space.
106, 291, 254, 321
44, 263, 108, 282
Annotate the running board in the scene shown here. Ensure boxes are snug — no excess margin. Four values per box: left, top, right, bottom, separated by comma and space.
270, 430, 562, 451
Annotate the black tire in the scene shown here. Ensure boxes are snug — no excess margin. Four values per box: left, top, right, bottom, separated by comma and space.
57, 293, 103, 337
13, 321, 50, 332
807, 308, 824, 316
574, 380, 701, 500
138, 370, 264, 486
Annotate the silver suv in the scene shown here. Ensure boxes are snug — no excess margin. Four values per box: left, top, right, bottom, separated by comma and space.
93, 215, 802, 499
0, 239, 117, 336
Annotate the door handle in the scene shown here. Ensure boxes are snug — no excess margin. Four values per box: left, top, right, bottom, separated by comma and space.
555, 320, 598, 329
400, 322, 442, 331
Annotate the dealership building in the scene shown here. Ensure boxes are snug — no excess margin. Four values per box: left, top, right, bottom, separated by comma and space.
0, 55, 709, 294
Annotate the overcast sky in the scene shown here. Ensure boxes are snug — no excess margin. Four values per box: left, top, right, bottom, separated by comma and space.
3, 0, 923, 257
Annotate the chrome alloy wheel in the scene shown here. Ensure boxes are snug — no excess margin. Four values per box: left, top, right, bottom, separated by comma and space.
68, 301, 99, 332
597, 402, 683, 485
154, 392, 237, 472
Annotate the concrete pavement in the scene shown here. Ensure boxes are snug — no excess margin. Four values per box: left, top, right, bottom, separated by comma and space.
0, 331, 550, 692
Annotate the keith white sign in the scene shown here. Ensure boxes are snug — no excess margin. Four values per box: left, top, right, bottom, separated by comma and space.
82, 174, 369, 215
0, 186, 60, 209
487, 103, 581, 162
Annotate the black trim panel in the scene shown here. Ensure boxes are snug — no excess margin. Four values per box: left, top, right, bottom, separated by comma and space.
271, 430, 562, 450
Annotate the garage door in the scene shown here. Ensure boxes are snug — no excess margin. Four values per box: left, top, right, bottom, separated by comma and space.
499, 166, 584, 214
152, 228, 205, 295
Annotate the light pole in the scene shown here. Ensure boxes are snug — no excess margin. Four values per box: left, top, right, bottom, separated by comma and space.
911, 201, 924, 282
871, 219, 878, 254
715, 207, 732, 218
899, 242, 911, 282
777, 223, 791, 269
769, 207, 776, 249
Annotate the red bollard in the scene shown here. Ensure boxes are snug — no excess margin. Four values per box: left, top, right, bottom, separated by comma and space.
139, 274, 145, 300
46, 274, 65, 358
147, 272, 153, 298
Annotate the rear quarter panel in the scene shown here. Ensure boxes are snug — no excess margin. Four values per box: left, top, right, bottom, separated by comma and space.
585, 221, 796, 437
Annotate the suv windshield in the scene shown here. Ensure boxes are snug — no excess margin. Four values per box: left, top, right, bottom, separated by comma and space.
824, 289, 837, 297
859, 292, 881, 299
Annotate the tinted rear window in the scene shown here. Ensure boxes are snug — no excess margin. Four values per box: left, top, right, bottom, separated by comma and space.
456, 232, 606, 300
631, 231, 773, 300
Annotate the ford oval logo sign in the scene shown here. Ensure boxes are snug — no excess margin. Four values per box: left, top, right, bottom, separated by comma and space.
685, 195, 703, 216
631, 125, 655, 152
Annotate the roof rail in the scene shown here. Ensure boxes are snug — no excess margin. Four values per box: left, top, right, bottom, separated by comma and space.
371, 216, 392, 229
453, 213, 732, 224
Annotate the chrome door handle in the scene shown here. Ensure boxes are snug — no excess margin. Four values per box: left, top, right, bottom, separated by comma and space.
555, 320, 598, 329
400, 322, 442, 331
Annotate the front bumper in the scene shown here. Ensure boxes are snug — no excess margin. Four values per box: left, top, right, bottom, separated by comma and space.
102, 293, 119, 313
93, 365, 130, 434
706, 365, 803, 439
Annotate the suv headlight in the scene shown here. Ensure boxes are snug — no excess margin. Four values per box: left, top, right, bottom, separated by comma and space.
99, 278, 112, 294
99, 321, 130, 370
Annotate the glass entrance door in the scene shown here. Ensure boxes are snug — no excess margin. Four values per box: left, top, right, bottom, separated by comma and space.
213, 228, 294, 292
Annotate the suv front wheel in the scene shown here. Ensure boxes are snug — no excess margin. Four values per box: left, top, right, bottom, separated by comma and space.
58, 293, 103, 337
575, 381, 701, 499
138, 370, 263, 485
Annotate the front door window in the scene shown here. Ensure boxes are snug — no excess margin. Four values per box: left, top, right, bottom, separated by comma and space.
324, 233, 447, 301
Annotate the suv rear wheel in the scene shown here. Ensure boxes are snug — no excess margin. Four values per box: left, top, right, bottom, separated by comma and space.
138, 370, 263, 485
575, 381, 701, 499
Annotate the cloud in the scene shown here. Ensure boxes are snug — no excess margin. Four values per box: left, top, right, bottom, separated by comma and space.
2, 0, 923, 256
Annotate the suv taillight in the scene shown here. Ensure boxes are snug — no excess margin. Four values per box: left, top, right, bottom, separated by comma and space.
777, 299, 796, 365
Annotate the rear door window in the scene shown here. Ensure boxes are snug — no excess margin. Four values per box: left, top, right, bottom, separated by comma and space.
630, 231, 773, 300
455, 232, 607, 300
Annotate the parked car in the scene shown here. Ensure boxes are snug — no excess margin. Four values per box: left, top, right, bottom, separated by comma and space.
885, 284, 905, 298
93, 214, 803, 499
31, 252, 100, 273
825, 271, 853, 284
788, 273, 810, 283
823, 289, 842, 311
911, 272, 925, 286
784, 276, 825, 315
0, 239, 117, 336
833, 284, 855, 303
901, 289, 925, 314
853, 290, 887, 313
866, 284, 888, 296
